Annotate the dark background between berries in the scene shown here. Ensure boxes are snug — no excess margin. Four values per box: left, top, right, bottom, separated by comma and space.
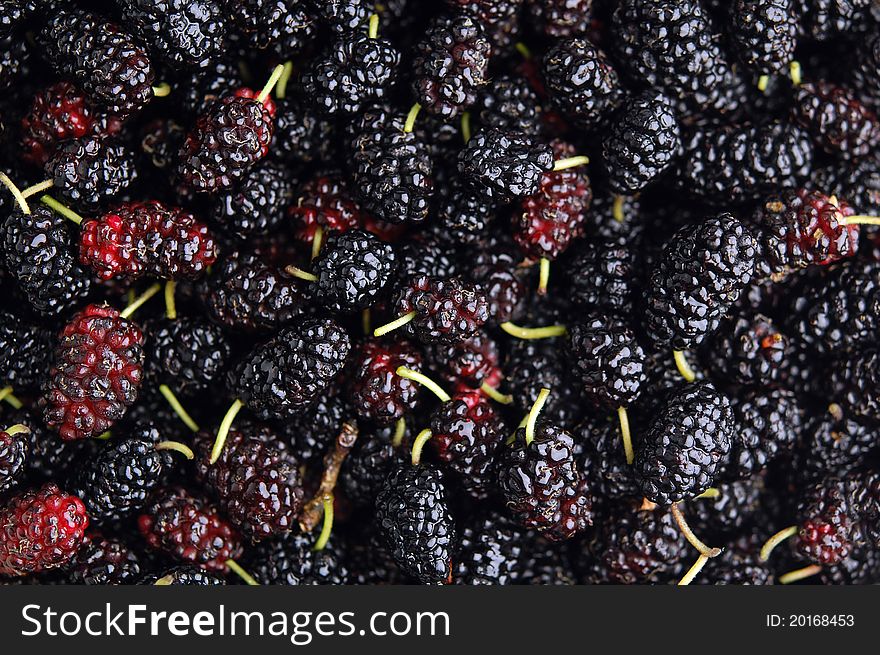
1, 0, 880, 587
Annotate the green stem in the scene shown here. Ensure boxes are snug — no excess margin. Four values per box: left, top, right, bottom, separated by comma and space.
0, 172, 30, 214
311, 225, 324, 260
0, 386, 22, 409
226, 559, 259, 586
40, 195, 84, 224
164, 280, 177, 320
368, 13, 379, 39
670, 503, 721, 558
552, 156, 589, 171
2, 424, 29, 437
155, 440, 195, 460
759, 525, 798, 562
403, 103, 421, 133
612, 195, 625, 223
524, 388, 550, 445
618, 406, 633, 465
152, 82, 171, 97
313, 495, 335, 551
392, 417, 406, 447
537, 257, 550, 296
284, 264, 318, 282
411, 428, 432, 465
500, 322, 567, 339
256, 64, 286, 104
480, 382, 513, 405
210, 399, 244, 464
373, 311, 416, 337
276, 61, 294, 100
778, 564, 822, 585
461, 111, 472, 144
395, 367, 450, 402
677, 554, 710, 586
841, 215, 880, 226
20, 179, 53, 198
119, 283, 161, 319
673, 350, 696, 383
158, 384, 200, 432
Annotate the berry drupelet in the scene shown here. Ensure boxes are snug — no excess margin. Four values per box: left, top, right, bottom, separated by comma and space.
40, 10, 155, 118
458, 128, 554, 201
70, 437, 169, 524
428, 330, 500, 390
514, 139, 592, 267
20, 82, 111, 167
375, 463, 456, 584
611, 0, 734, 113
387, 275, 489, 345
793, 259, 880, 355
351, 114, 434, 224
588, 502, 685, 584
141, 566, 226, 585
567, 314, 647, 411
704, 313, 789, 387
248, 531, 349, 585
1, 204, 92, 318
541, 38, 623, 130
350, 339, 423, 426
576, 414, 641, 502
79, 201, 217, 281
177, 87, 277, 193
312, 229, 397, 312
792, 81, 880, 160
799, 405, 875, 482
478, 72, 543, 135
289, 175, 365, 246
796, 0, 873, 41
0, 311, 52, 391
0, 424, 28, 495
564, 237, 634, 317
429, 390, 505, 499
601, 91, 681, 195
0, 483, 88, 577
194, 427, 304, 541
728, 0, 797, 76
303, 28, 401, 115
117, 0, 228, 71
201, 250, 308, 333
411, 13, 492, 118
306, 0, 370, 34
497, 407, 593, 541
752, 189, 857, 275
231, 317, 350, 420
678, 121, 813, 205
212, 162, 293, 240
634, 381, 734, 505
42, 304, 146, 441
145, 318, 231, 396
341, 424, 400, 507
45, 136, 138, 213
793, 476, 857, 565
644, 213, 758, 350
138, 487, 242, 571
528, 0, 592, 37
67, 533, 142, 585
453, 512, 523, 585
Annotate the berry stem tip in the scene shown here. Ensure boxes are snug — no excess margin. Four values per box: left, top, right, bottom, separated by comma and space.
210, 399, 244, 464
158, 384, 200, 433
411, 428, 432, 466
395, 366, 451, 402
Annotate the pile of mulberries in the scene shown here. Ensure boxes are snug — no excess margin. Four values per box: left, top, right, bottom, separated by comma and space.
1, 0, 880, 589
